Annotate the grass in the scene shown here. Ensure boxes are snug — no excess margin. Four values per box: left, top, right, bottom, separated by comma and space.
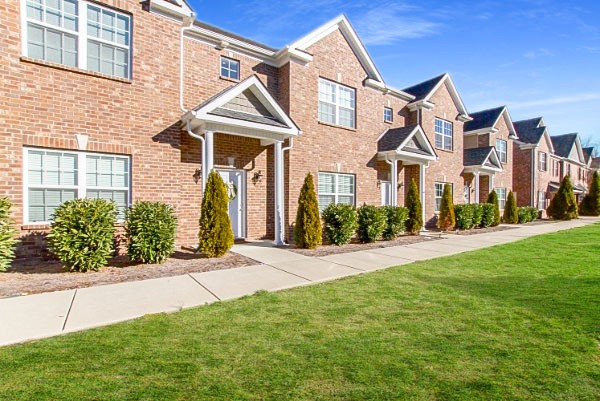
1, 224, 599, 400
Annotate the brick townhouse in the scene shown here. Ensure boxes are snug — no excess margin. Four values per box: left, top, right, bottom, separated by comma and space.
550, 134, 589, 203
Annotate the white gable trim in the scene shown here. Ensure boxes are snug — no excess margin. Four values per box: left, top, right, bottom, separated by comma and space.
493, 107, 517, 138
378, 125, 437, 162
484, 148, 503, 172
149, 0, 194, 20
409, 73, 471, 119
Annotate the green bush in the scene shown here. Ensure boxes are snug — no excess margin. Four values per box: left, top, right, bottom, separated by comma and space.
480, 203, 495, 228
518, 207, 532, 224
472, 204, 483, 227
0, 197, 18, 272
198, 170, 234, 257
293, 173, 322, 249
125, 201, 177, 264
47, 198, 117, 272
381, 206, 408, 240
579, 171, 600, 216
454, 204, 474, 230
356, 204, 386, 243
437, 183, 455, 230
322, 203, 358, 246
547, 175, 578, 220
528, 207, 539, 221
405, 179, 423, 235
503, 191, 518, 224
487, 190, 501, 226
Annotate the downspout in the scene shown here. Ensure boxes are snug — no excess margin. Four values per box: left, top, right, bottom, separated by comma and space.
186, 122, 207, 192
278, 137, 294, 243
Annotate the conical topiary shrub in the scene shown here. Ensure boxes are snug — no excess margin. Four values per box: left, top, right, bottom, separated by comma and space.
437, 183, 455, 230
198, 170, 234, 257
580, 171, 600, 216
547, 175, 578, 220
0, 197, 18, 272
405, 179, 423, 235
487, 190, 501, 226
503, 191, 518, 224
293, 172, 322, 249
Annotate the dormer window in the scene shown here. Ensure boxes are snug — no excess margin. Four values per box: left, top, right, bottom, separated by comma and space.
220, 57, 239, 80
384, 107, 393, 123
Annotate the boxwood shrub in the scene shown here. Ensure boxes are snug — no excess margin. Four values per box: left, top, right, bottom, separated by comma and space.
125, 201, 177, 264
528, 207, 539, 221
480, 203, 495, 228
381, 206, 408, 240
518, 207, 532, 224
356, 204, 386, 243
0, 197, 18, 272
47, 198, 117, 272
472, 204, 483, 227
454, 204, 474, 230
322, 203, 358, 245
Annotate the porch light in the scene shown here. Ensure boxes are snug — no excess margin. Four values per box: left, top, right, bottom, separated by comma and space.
193, 168, 202, 184
252, 170, 264, 184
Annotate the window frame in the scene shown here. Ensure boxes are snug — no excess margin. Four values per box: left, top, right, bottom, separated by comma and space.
496, 139, 507, 163
318, 78, 356, 129
434, 182, 452, 212
537, 190, 546, 210
434, 118, 453, 151
219, 56, 240, 81
23, 147, 131, 224
383, 107, 393, 123
538, 151, 547, 171
21, 0, 132, 79
495, 187, 507, 210
317, 171, 356, 211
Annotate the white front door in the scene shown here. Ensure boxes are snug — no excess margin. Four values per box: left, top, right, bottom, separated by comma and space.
218, 169, 245, 239
381, 181, 392, 206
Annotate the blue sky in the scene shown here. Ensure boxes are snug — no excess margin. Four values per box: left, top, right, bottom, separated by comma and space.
191, 0, 600, 146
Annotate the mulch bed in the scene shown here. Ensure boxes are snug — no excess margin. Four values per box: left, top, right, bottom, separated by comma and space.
0, 251, 257, 298
288, 235, 440, 257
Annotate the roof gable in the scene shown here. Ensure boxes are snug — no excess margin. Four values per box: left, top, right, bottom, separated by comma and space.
551, 134, 584, 162
463, 146, 502, 171
402, 73, 470, 119
377, 124, 437, 161
464, 106, 517, 137
582, 147, 594, 164
513, 117, 550, 147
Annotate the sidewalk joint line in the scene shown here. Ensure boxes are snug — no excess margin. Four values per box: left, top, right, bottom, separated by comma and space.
265, 264, 312, 282
187, 273, 221, 301
315, 258, 366, 272
61, 289, 77, 331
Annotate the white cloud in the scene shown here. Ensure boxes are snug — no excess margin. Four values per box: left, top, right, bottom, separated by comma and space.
523, 48, 555, 59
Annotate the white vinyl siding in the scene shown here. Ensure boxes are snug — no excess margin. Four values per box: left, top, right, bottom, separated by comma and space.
317, 172, 355, 212
23, 0, 131, 78
434, 118, 453, 150
318, 78, 356, 129
24, 148, 130, 223
496, 139, 507, 163
496, 187, 506, 210
220, 57, 240, 80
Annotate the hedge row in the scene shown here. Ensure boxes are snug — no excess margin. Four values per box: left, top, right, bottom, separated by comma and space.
454, 203, 496, 230
518, 207, 539, 224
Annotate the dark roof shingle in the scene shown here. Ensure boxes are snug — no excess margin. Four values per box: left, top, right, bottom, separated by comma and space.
401, 74, 446, 102
551, 134, 578, 158
464, 106, 505, 132
464, 146, 495, 167
513, 117, 545, 144
582, 147, 594, 163
377, 125, 418, 152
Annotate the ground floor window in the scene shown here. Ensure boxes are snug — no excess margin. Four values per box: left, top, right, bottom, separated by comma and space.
318, 172, 355, 212
496, 187, 507, 210
381, 181, 392, 206
434, 182, 452, 211
463, 185, 470, 204
537, 191, 546, 210
24, 147, 130, 223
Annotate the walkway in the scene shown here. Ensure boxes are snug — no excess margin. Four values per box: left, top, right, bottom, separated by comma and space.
0, 218, 596, 347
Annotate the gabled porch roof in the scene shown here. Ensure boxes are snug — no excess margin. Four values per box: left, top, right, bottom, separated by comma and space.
463, 146, 502, 174
377, 124, 437, 164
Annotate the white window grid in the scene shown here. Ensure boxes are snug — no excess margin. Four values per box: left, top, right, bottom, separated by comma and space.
434, 118, 452, 150
537, 191, 546, 210
23, 147, 131, 224
496, 139, 507, 163
220, 57, 240, 80
318, 78, 356, 129
496, 187, 506, 210
317, 172, 355, 212
384, 107, 393, 123
538, 152, 547, 171
22, 0, 131, 78
434, 182, 452, 211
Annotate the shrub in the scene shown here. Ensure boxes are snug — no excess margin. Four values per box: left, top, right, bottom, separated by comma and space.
527, 207, 539, 222
579, 171, 600, 216
356, 204, 387, 243
293, 173, 322, 249
472, 204, 483, 227
405, 179, 423, 234
517, 207, 531, 224
480, 203, 495, 228
454, 204, 474, 230
437, 183, 455, 231
198, 170, 234, 257
381, 206, 408, 240
0, 197, 18, 272
547, 175, 578, 220
125, 201, 177, 264
503, 191, 518, 224
487, 190, 501, 226
47, 198, 117, 272
322, 203, 358, 245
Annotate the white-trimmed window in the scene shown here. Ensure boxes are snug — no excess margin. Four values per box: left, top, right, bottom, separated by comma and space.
553, 159, 559, 176
318, 78, 356, 129
384, 107, 393, 123
434, 118, 453, 150
317, 172, 355, 211
24, 148, 130, 223
220, 57, 239, 80
434, 182, 452, 212
538, 151, 547, 171
23, 0, 132, 78
496, 139, 507, 163
537, 190, 546, 210
496, 187, 506, 210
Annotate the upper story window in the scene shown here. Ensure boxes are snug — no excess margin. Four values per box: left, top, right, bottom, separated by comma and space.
317, 172, 355, 212
318, 78, 356, 129
538, 151, 547, 171
23, 0, 131, 79
220, 57, 239, 80
496, 139, 507, 163
434, 118, 453, 151
384, 107, 393, 123
553, 159, 559, 176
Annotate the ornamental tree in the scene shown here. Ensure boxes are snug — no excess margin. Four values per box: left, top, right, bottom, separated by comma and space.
198, 170, 234, 257
293, 172, 322, 249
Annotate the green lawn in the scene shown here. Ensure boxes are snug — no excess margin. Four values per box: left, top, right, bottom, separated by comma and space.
1, 225, 599, 400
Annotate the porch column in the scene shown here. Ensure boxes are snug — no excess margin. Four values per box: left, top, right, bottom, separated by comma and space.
204, 130, 214, 177
391, 159, 398, 207
419, 163, 426, 230
274, 140, 285, 246
474, 172, 480, 203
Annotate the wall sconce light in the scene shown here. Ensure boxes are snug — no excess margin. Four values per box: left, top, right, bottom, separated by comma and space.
193, 168, 202, 184
397, 182, 404, 190
252, 170, 263, 184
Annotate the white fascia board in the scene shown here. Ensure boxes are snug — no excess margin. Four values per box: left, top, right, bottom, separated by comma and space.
364, 79, 414, 101
186, 27, 277, 60
198, 113, 300, 136
394, 150, 437, 163
541, 129, 555, 153
500, 107, 518, 138
407, 100, 435, 112
463, 127, 494, 136
149, 0, 193, 19
421, 73, 470, 118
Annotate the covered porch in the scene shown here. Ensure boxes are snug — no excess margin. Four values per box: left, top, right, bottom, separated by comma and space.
463, 146, 502, 203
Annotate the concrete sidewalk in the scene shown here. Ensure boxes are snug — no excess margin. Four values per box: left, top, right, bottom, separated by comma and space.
1, 217, 597, 347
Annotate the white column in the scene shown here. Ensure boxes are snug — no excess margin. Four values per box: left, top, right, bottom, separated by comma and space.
474, 172, 480, 203
391, 159, 398, 207
419, 163, 426, 230
204, 130, 214, 175
274, 140, 285, 245
489, 174, 495, 193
